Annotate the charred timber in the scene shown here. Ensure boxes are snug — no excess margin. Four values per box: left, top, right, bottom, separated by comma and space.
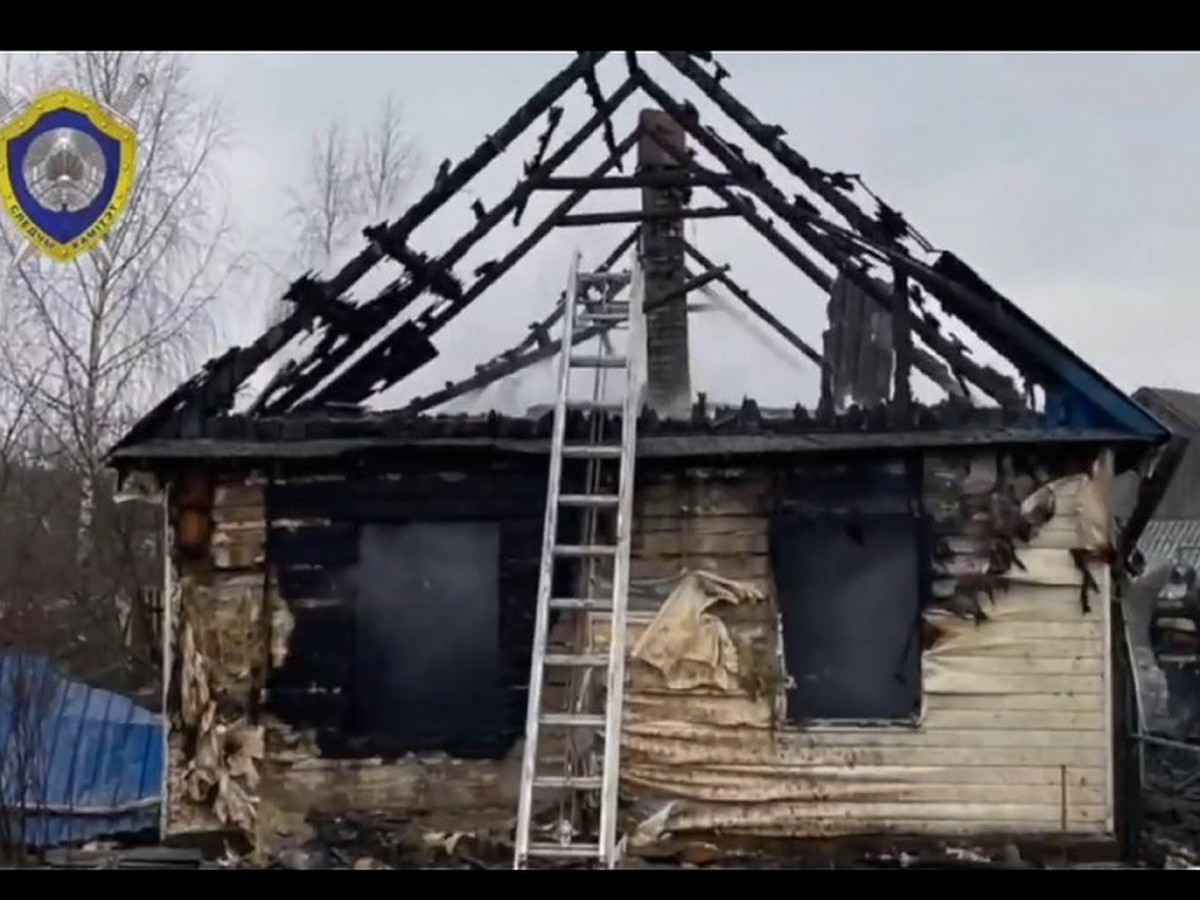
637, 114, 977, 409
403, 263, 727, 415
255, 74, 638, 415
892, 269, 913, 416
658, 51, 891, 245
632, 69, 1024, 410
538, 173, 738, 190
682, 241, 825, 370
558, 206, 736, 226
658, 52, 1038, 407
123, 53, 610, 446
303, 130, 641, 408
509, 227, 639, 358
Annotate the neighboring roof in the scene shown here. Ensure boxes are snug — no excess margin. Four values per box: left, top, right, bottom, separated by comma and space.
1120, 388, 1200, 563
1133, 387, 1200, 434
1138, 519, 1200, 569
111, 51, 1168, 458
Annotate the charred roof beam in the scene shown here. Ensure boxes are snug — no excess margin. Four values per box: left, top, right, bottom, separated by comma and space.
558, 206, 737, 227
538, 172, 738, 191
636, 111, 978, 406
401, 256, 726, 416
681, 241, 825, 370
658, 50, 894, 246
255, 73, 638, 415
631, 69, 1024, 410
657, 50, 1037, 409
114, 52, 609, 450
300, 129, 642, 409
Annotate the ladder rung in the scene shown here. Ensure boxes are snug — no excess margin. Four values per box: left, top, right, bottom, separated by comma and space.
581, 313, 627, 324
558, 493, 619, 508
544, 653, 608, 668
570, 355, 626, 369
540, 712, 605, 727
531, 774, 603, 790
554, 544, 617, 558
561, 444, 621, 459
526, 841, 602, 859
549, 598, 613, 611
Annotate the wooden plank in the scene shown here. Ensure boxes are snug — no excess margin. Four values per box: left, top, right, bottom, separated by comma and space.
917, 707, 1105, 732
661, 812, 1108, 837
625, 723, 1105, 750
928, 692, 1104, 712
962, 621, 1101, 640
634, 762, 1107, 787
212, 504, 266, 526
635, 515, 768, 536
637, 798, 1109, 823
620, 736, 1108, 769
623, 769, 1105, 806
923, 654, 1103, 676
924, 637, 1099, 657
636, 479, 772, 517
924, 669, 1101, 696
212, 483, 266, 510
631, 554, 769, 580
634, 530, 770, 556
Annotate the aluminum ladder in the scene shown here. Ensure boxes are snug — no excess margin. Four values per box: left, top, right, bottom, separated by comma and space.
513, 252, 646, 869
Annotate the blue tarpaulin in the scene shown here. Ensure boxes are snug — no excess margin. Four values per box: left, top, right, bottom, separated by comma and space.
0, 651, 163, 848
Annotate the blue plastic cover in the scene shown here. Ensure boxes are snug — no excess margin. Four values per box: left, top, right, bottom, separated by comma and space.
0, 651, 163, 848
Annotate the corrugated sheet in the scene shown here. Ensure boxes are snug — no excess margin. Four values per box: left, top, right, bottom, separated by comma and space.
1137, 519, 1200, 569
1143, 443, 1200, 520
1133, 387, 1200, 433
591, 466, 1112, 840
0, 652, 163, 848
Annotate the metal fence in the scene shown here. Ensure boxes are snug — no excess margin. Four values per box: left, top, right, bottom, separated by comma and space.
0, 651, 163, 849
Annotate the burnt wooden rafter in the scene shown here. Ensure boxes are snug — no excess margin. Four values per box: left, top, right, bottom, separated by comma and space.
119, 48, 1163, 454
630, 70, 1024, 409
301, 128, 642, 409
257, 73, 639, 414
404, 245, 732, 416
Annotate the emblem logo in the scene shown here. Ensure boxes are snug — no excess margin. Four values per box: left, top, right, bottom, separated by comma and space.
0, 85, 141, 264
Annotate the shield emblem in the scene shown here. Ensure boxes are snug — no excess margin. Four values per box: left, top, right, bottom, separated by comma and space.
0, 88, 137, 263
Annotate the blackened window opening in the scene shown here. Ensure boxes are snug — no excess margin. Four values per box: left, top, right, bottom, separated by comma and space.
347, 521, 506, 754
771, 466, 924, 722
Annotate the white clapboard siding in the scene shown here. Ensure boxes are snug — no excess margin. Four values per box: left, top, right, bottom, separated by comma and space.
598, 467, 1113, 840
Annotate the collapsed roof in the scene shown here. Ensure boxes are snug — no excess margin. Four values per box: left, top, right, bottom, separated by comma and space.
111, 51, 1168, 457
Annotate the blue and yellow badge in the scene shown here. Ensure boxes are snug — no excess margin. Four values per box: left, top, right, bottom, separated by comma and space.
0, 88, 138, 264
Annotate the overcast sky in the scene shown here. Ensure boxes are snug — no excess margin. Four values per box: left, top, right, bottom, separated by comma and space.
178, 52, 1200, 414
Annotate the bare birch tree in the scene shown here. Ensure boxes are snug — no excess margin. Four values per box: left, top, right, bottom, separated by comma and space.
266, 95, 418, 325
0, 51, 244, 611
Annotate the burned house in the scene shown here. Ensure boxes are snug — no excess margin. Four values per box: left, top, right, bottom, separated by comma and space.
108, 52, 1169, 865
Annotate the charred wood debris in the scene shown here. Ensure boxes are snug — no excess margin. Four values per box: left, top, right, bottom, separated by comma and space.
116, 50, 1055, 458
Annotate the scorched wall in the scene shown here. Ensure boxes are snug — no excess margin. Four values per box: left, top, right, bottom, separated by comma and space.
158, 445, 1119, 855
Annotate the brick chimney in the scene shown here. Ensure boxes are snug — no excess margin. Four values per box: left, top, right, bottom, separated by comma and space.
637, 110, 692, 419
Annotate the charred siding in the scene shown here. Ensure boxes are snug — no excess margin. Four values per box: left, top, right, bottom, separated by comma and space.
264, 458, 550, 757
592, 451, 1115, 845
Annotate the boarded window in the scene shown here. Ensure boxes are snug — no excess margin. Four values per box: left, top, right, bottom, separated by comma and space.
772, 468, 923, 722
348, 521, 504, 752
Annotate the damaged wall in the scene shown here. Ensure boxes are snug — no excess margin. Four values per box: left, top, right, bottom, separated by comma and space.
592, 453, 1116, 843
157, 444, 1119, 855
161, 457, 555, 850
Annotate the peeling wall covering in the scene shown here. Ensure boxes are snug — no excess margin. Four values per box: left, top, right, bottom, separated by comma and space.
593, 455, 1115, 842
156, 446, 1118, 854
163, 463, 545, 851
